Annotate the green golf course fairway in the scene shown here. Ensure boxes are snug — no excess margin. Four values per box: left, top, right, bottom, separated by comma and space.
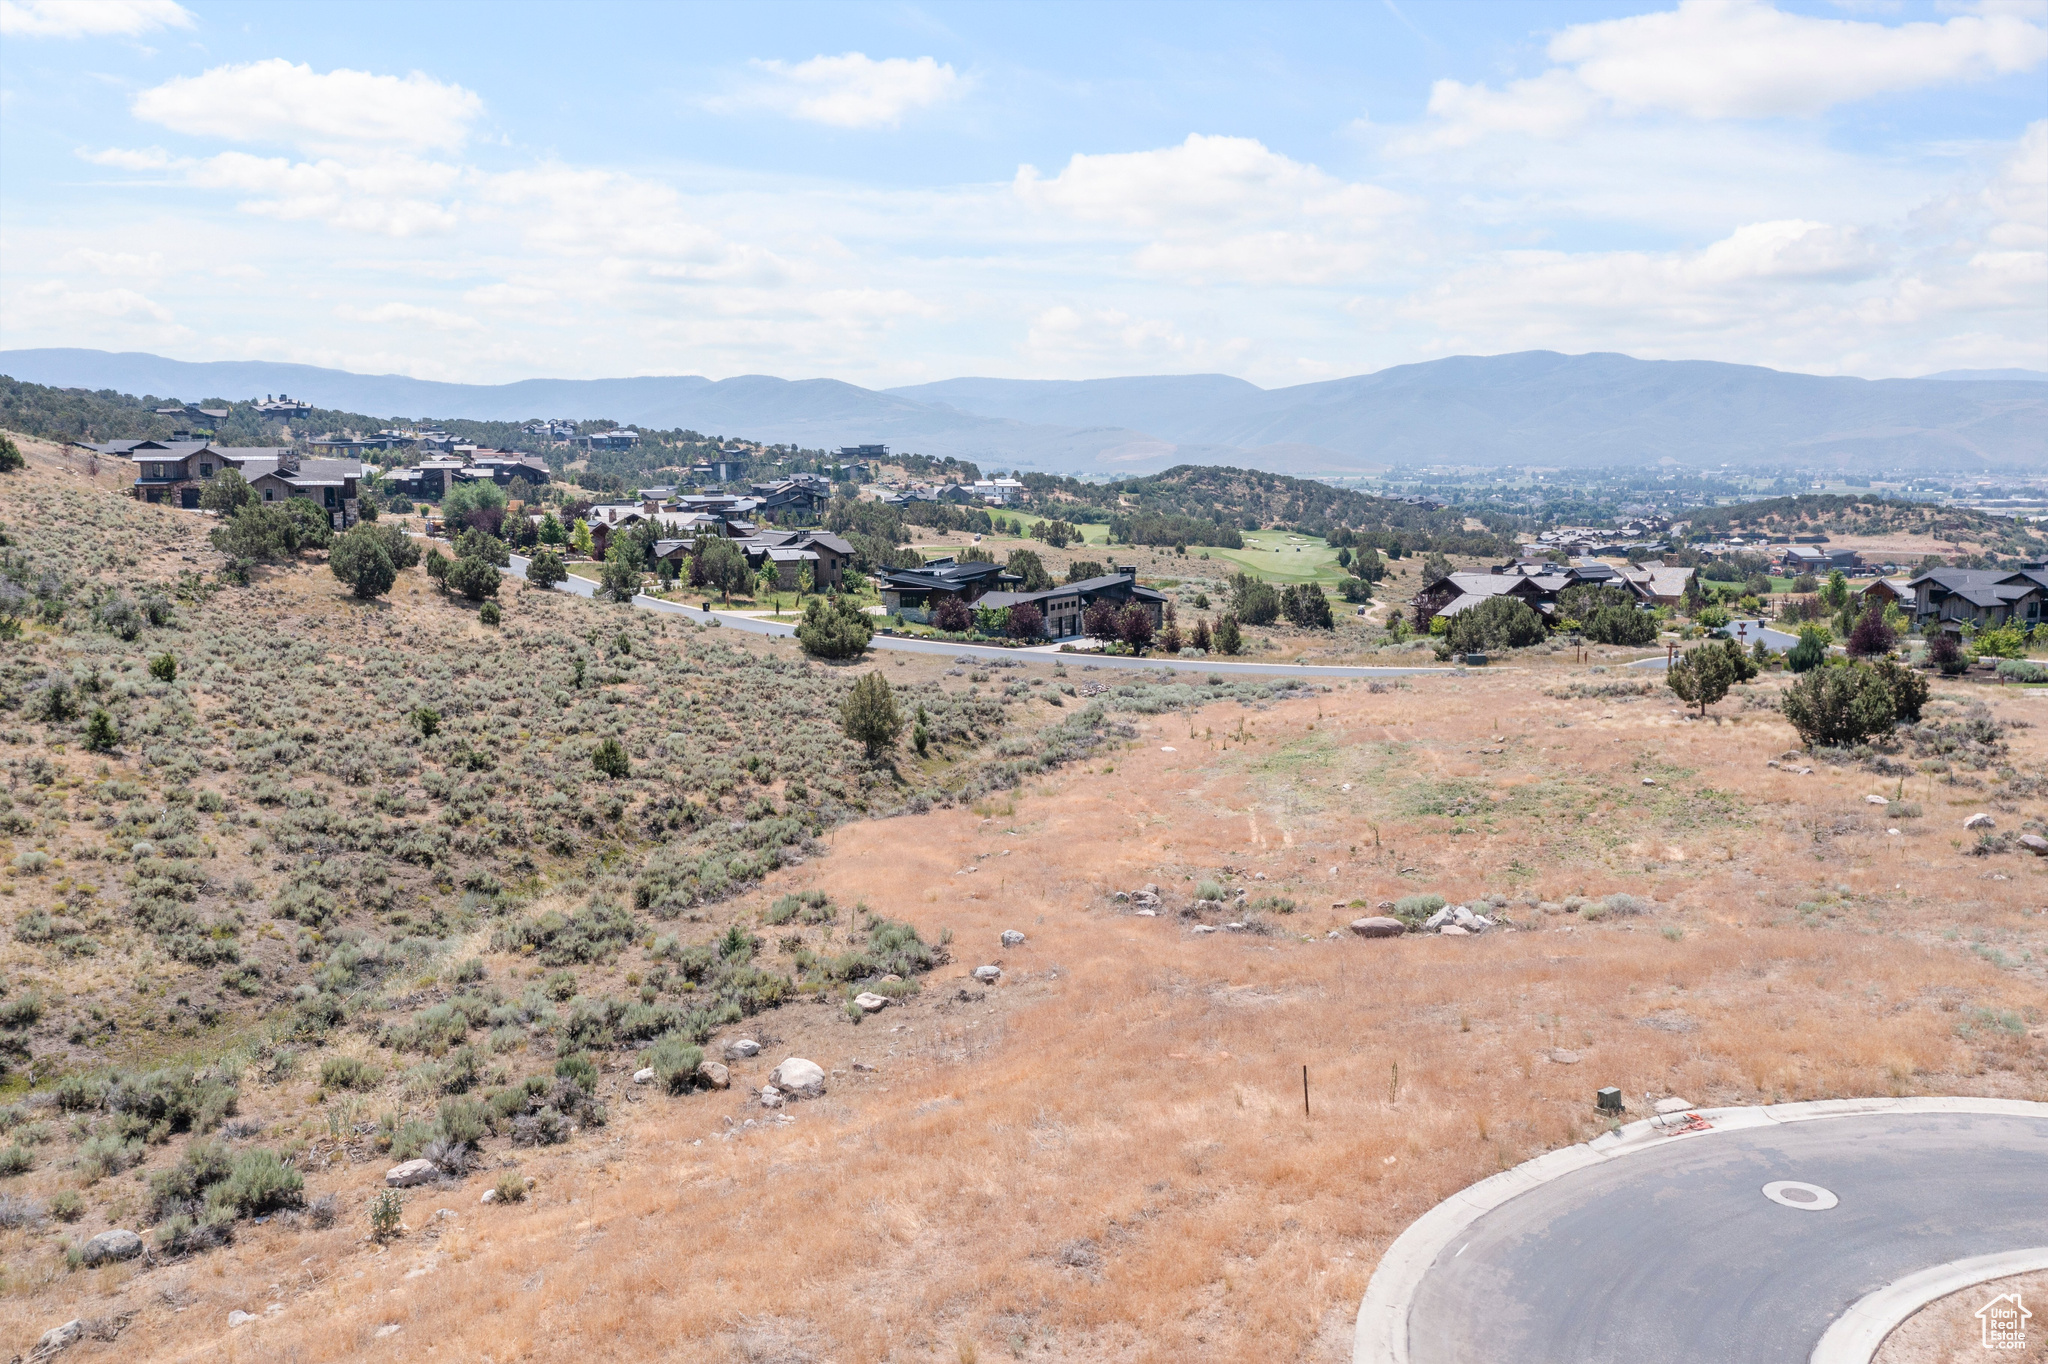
1203, 529, 1349, 584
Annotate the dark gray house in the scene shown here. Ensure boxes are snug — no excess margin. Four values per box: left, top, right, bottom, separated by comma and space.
1906, 566, 2047, 633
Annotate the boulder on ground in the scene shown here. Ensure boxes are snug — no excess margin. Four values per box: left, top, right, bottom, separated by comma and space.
385, 1158, 439, 1188
853, 992, 889, 1013
632, 1067, 655, 1085
770, 1058, 826, 1094
1349, 917, 1404, 938
758, 1085, 784, 1109
724, 1038, 761, 1059
1439, 924, 1471, 936
1964, 813, 1995, 829
1000, 930, 1026, 946
480, 1189, 497, 1204
2019, 833, 2047, 856
699, 1061, 730, 1089
34, 1320, 83, 1355
973, 964, 1002, 983
229, 1311, 255, 1328
1424, 906, 1454, 930
1864, 794, 1889, 806
79, 1229, 142, 1265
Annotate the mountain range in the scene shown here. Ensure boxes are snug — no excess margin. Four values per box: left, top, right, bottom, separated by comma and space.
3, 347, 2041, 475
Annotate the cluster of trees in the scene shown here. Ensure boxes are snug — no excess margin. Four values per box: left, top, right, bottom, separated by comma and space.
1028, 517, 1081, 548
1226, 573, 1333, 630
1556, 584, 1660, 646
1435, 597, 1546, 657
1105, 510, 1244, 549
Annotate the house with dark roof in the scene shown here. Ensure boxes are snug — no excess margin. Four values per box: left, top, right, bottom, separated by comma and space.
1906, 566, 2047, 633
879, 558, 1019, 620
246, 454, 364, 524
1414, 563, 1652, 627
976, 567, 1167, 640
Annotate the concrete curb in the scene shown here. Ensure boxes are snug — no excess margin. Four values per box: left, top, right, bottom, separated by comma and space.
1809, 1247, 2048, 1364
1353, 1097, 2048, 1364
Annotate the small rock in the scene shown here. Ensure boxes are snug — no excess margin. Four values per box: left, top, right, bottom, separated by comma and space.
632, 1067, 655, 1085
1190, 924, 1218, 934
375, 1324, 403, 1339
35, 1321, 83, 1355
1349, 916, 1404, 938
1423, 906, 1454, 930
1142, 883, 1160, 897
79, 1229, 142, 1265
1439, 924, 1470, 936
266, 1303, 284, 1315
758, 1086, 784, 1109
229, 1311, 256, 1328
1112, 891, 1130, 903
973, 965, 1002, 983
699, 1060, 730, 1089
769, 1057, 826, 1094
1865, 794, 1889, 806
854, 992, 889, 1013
1547, 1049, 1581, 1065
480, 1189, 497, 1205
1000, 930, 1026, 946
1135, 908, 1157, 916
1641, 777, 1656, 786
2019, 834, 2048, 856
1964, 813, 1995, 830
724, 1038, 761, 1059
385, 1158, 438, 1188
1376, 900, 1395, 910
1223, 921, 1246, 931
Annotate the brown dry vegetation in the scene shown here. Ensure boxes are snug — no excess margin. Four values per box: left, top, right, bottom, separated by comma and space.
2, 434, 2046, 1362
1873, 1268, 2048, 1364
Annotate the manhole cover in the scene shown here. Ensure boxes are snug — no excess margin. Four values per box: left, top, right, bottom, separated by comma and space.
1761, 1180, 1838, 1211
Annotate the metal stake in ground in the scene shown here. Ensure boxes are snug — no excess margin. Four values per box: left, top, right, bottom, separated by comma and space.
1303, 1064, 1310, 1118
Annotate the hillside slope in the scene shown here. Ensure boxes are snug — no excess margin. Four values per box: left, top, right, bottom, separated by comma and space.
5, 348, 2042, 473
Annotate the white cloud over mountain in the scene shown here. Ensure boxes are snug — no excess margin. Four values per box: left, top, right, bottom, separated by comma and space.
10, 4, 2044, 385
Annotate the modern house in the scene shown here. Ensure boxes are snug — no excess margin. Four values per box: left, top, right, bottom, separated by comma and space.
1620, 563, 1699, 606
1905, 565, 2047, 633
975, 568, 1167, 640
255, 394, 313, 417
746, 530, 853, 589
1858, 576, 1916, 609
749, 474, 830, 521
1781, 545, 1862, 573
879, 557, 1020, 620
88, 439, 363, 524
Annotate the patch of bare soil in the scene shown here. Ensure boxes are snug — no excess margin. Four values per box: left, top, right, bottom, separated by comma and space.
1875, 1269, 2048, 1364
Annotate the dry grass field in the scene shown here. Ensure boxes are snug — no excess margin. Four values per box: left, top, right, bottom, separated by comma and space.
2, 436, 2044, 1363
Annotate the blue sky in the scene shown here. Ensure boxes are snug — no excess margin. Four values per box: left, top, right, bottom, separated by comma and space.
1, 0, 2042, 388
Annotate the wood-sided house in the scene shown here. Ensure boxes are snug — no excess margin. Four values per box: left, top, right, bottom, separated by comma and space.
1906, 565, 2048, 634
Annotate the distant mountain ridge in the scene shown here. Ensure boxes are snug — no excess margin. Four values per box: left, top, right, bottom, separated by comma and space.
3, 346, 2041, 474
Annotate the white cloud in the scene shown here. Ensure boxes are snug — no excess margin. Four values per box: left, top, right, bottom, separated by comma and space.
59, 247, 165, 278
0, 0, 190, 38
722, 53, 964, 129
132, 60, 484, 153
1016, 134, 1403, 231
1409, 0, 2048, 147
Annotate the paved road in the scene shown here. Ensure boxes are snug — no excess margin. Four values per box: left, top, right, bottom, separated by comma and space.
1402, 1111, 2048, 1364
504, 554, 1452, 679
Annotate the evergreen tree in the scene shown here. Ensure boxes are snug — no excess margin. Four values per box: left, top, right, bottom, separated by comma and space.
329, 524, 398, 599
1213, 614, 1242, 655
840, 671, 902, 758
1666, 642, 1736, 717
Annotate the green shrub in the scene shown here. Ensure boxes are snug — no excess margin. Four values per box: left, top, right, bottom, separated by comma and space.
0, 1145, 30, 1177
49, 1190, 82, 1222
149, 651, 178, 683
1781, 661, 1902, 749
1391, 894, 1445, 925
437, 1096, 489, 1147
493, 1173, 528, 1203
0, 993, 43, 1030
1442, 596, 1546, 654
107, 1067, 238, 1143
592, 737, 630, 780
148, 1140, 234, 1217
77, 1133, 143, 1183
205, 1148, 304, 1217
479, 600, 502, 626
553, 1053, 598, 1091
491, 901, 642, 966
369, 1189, 404, 1241
319, 1055, 383, 1091
445, 556, 501, 602
644, 1035, 704, 1094
797, 596, 873, 658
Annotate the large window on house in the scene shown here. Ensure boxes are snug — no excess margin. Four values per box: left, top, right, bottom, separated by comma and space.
263, 487, 275, 501
199, 463, 213, 478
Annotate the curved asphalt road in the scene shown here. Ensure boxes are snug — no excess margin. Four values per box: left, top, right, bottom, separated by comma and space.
1401, 1111, 2048, 1364
503, 553, 1452, 679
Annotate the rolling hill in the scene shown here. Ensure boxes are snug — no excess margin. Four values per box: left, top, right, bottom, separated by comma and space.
3, 347, 2041, 474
